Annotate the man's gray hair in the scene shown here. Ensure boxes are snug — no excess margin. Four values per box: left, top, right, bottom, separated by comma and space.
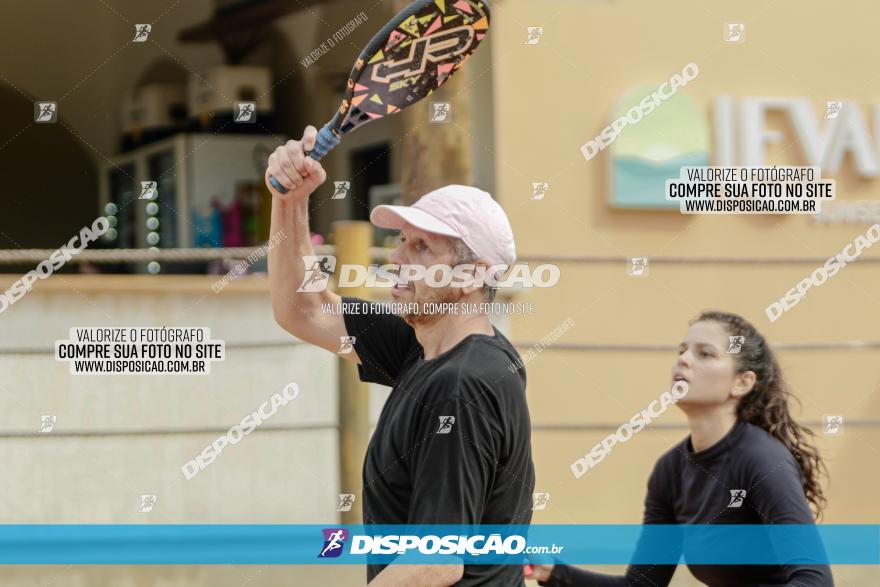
451, 239, 498, 303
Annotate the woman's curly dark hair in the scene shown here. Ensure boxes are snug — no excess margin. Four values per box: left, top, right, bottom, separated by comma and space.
692, 311, 828, 519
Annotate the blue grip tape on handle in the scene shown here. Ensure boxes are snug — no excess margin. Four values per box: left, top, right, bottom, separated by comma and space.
308, 124, 341, 160
268, 176, 288, 194
269, 124, 340, 195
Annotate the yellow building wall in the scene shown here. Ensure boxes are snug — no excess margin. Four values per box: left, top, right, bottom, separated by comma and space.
492, 0, 880, 582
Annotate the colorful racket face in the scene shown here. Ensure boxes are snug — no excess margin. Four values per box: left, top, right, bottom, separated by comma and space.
269, 0, 490, 194
333, 0, 490, 134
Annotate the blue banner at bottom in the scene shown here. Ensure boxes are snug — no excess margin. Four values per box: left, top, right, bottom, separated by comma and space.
0, 525, 877, 564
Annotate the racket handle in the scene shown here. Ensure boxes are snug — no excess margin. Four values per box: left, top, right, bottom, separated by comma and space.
306, 123, 342, 161
269, 123, 341, 195
268, 175, 288, 194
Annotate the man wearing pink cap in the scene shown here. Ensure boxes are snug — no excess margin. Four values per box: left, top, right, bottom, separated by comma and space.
266, 127, 535, 586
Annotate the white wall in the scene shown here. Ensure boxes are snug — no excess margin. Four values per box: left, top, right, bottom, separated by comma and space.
0, 275, 340, 524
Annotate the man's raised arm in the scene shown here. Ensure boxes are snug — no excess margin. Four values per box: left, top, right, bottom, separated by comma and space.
265, 125, 360, 363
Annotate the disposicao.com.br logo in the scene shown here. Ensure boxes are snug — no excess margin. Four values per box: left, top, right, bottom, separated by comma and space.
317, 529, 550, 558
318, 528, 349, 558
298, 256, 561, 292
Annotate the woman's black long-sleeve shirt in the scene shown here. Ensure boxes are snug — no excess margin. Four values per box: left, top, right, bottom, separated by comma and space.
540, 420, 833, 586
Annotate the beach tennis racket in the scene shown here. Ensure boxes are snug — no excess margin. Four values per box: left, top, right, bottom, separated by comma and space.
268, 0, 491, 194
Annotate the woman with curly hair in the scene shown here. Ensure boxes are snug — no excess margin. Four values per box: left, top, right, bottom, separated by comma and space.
528, 311, 832, 586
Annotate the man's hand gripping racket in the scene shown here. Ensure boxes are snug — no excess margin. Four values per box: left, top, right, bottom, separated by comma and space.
266, 0, 491, 198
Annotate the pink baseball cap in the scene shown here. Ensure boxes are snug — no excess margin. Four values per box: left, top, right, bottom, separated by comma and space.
370, 184, 516, 267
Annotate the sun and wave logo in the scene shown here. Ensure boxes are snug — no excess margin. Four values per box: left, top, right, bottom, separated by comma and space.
609, 85, 710, 209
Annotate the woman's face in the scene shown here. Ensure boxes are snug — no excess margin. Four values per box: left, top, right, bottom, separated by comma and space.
671, 320, 753, 408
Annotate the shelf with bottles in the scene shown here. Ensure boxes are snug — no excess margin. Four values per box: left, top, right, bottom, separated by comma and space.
193, 179, 272, 248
